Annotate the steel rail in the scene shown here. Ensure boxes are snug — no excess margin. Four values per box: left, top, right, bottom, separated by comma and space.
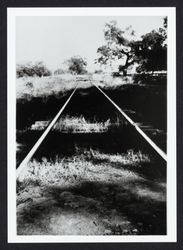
16, 85, 78, 181
93, 82, 167, 162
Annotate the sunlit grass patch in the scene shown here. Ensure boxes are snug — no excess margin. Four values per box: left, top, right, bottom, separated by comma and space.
53, 115, 111, 133
16, 73, 134, 100
16, 74, 92, 99
30, 115, 125, 133
88, 149, 150, 165
17, 149, 150, 191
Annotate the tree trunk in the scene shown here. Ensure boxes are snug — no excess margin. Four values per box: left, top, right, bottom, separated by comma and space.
122, 69, 127, 76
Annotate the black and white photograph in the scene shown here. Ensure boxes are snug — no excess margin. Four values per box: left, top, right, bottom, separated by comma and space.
7, 7, 176, 243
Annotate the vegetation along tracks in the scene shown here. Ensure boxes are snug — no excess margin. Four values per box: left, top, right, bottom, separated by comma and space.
16, 84, 78, 181
92, 80, 167, 162
16, 80, 167, 182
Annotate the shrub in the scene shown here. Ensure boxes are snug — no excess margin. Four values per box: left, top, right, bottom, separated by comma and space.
65, 56, 87, 75
16, 61, 51, 78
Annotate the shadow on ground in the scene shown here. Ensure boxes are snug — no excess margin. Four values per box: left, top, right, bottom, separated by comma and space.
17, 174, 166, 235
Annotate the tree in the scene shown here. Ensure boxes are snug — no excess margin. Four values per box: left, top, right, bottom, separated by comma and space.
135, 32, 167, 73
54, 68, 66, 75
65, 56, 87, 75
96, 18, 167, 75
32, 61, 51, 77
16, 61, 51, 78
96, 21, 137, 76
135, 17, 167, 73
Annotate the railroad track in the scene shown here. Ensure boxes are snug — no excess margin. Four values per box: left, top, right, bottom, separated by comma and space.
16, 80, 167, 181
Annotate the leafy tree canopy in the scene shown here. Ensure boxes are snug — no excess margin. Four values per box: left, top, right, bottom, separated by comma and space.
96, 18, 167, 75
96, 21, 137, 76
65, 56, 87, 75
135, 17, 167, 73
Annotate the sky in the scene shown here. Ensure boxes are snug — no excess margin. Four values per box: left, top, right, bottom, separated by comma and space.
16, 16, 165, 72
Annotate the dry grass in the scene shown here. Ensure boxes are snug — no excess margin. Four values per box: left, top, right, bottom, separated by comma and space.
16, 73, 133, 99
16, 74, 79, 99
30, 115, 124, 133
17, 149, 150, 191
88, 149, 150, 165
53, 115, 111, 133
93, 73, 134, 89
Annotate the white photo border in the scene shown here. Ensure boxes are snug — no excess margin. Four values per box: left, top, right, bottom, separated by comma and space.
7, 7, 176, 243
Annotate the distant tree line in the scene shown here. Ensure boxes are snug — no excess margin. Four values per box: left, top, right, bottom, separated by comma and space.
16, 61, 52, 78
17, 56, 88, 78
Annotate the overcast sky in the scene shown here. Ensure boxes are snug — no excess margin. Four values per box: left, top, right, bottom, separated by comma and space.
16, 16, 165, 71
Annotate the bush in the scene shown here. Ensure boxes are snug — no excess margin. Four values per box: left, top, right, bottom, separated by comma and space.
65, 56, 87, 75
54, 68, 67, 75
16, 61, 51, 78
